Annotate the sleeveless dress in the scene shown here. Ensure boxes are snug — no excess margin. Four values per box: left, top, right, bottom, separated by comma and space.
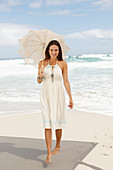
40, 61, 67, 130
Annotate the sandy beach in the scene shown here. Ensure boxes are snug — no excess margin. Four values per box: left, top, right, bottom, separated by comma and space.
0, 109, 113, 170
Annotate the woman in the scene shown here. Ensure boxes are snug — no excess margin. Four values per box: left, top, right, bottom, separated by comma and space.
37, 40, 74, 164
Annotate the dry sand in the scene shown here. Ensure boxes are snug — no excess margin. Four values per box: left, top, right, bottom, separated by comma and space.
0, 109, 113, 170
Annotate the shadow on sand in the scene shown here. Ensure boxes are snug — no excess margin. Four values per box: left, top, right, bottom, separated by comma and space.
0, 136, 103, 170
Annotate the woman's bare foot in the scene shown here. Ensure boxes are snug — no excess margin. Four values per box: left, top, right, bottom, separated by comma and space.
51, 146, 60, 155
45, 154, 51, 163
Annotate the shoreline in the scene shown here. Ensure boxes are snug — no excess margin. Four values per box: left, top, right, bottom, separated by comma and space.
0, 107, 113, 118
75, 107, 113, 117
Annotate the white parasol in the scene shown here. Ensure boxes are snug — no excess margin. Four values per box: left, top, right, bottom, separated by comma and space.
17, 28, 70, 68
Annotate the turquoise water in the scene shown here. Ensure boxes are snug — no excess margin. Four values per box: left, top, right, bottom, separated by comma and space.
0, 54, 113, 116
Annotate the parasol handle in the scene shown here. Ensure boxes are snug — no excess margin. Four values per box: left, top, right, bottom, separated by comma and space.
42, 46, 45, 67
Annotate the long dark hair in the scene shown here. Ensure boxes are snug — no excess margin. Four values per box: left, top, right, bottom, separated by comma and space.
45, 40, 63, 61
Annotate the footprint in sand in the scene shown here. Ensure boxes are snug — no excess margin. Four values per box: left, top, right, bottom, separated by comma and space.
101, 153, 110, 156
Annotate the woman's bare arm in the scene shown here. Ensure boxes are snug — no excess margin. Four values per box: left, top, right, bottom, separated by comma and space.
37, 60, 43, 84
62, 61, 73, 100
62, 61, 74, 109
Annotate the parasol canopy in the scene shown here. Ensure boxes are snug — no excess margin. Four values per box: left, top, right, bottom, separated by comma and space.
17, 29, 70, 68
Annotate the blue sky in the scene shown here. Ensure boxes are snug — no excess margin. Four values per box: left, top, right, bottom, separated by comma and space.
0, 0, 113, 57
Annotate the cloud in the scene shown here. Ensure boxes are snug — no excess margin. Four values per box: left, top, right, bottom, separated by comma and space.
7, 0, 24, 6
46, 0, 113, 10
0, 23, 42, 47
0, 3, 11, 11
47, 9, 70, 15
0, 0, 25, 12
27, 9, 71, 15
29, 0, 42, 8
75, 0, 92, 2
1, 0, 112, 13
46, 0, 70, 5
92, 0, 113, 10
65, 29, 113, 40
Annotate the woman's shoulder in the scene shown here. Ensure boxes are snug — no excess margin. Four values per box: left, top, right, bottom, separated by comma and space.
59, 60, 67, 66
59, 60, 66, 63
39, 59, 48, 66
58, 60, 67, 71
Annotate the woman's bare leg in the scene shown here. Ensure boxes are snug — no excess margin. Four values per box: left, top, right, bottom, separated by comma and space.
51, 129, 62, 155
45, 129, 52, 163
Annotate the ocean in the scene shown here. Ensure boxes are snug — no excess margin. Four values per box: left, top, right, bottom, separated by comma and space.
0, 54, 113, 117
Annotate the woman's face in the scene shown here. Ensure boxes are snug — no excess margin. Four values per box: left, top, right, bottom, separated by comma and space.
49, 45, 59, 59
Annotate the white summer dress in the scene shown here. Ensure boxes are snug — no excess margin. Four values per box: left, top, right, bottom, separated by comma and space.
40, 60, 67, 130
